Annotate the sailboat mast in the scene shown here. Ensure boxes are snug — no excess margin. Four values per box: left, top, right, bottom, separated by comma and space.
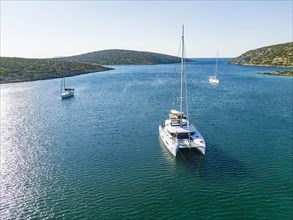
62, 66, 66, 90
215, 51, 218, 77
61, 76, 63, 93
61, 66, 65, 93
63, 76, 66, 89
180, 25, 184, 126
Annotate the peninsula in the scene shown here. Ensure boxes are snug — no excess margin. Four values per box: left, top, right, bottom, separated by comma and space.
0, 49, 182, 84
0, 57, 112, 84
54, 49, 182, 65
228, 42, 293, 76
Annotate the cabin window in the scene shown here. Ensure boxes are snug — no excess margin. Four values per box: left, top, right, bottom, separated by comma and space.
171, 119, 180, 126
177, 132, 195, 139
169, 132, 176, 137
170, 119, 189, 127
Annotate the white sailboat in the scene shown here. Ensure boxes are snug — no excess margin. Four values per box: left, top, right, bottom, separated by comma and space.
159, 26, 206, 156
60, 69, 74, 99
209, 51, 220, 85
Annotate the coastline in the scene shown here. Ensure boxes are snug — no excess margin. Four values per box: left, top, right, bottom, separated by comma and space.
2, 61, 292, 84
0, 56, 114, 84
258, 69, 293, 77
0, 68, 114, 84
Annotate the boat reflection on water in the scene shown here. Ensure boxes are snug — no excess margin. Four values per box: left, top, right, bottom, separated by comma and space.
159, 137, 205, 175
177, 148, 204, 165
158, 137, 177, 165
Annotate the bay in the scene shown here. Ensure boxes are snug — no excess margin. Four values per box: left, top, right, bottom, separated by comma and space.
1, 59, 292, 219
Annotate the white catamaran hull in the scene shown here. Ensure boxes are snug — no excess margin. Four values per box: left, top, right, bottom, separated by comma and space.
159, 125, 179, 156
159, 124, 206, 156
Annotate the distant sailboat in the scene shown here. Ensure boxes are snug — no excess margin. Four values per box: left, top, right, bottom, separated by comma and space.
159, 26, 206, 156
60, 69, 74, 99
209, 51, 220, 85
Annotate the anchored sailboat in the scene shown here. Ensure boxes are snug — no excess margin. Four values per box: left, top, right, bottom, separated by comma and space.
60, 69, 74, 99
159, 26, 206, 156
209, 51, 220, 85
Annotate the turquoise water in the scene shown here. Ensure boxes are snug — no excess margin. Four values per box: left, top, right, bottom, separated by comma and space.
1, 59, 292, 219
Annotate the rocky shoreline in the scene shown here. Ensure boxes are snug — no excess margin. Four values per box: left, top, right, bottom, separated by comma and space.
258, 69, 293, 77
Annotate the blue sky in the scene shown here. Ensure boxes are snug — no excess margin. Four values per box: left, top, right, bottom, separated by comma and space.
1, 0, 292, 58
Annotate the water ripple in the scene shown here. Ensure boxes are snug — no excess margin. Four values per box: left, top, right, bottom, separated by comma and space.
1, 61, 292, 219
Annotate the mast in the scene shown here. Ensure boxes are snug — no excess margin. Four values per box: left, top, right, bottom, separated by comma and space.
61, 66, 65, 93
62, 66, 66, 91
61, 76, 63, 93
180, 25, 184, 126
215, 51, 218, 78
63, 76, 66, 90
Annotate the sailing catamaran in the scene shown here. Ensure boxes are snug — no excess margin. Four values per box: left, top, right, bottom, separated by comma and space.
209, 51, 220, 85
159, 26, 206, 156
60, 69, 74, 99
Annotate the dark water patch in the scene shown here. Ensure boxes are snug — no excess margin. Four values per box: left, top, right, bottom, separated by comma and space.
177, 146, 250, 180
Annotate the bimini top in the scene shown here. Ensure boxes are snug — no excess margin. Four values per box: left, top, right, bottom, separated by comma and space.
165, 118, 196, 134
169, 109, 188, 120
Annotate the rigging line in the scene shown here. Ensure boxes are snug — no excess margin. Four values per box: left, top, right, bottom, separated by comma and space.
178, 35, 184, 117
62, 64, 66, 89
180, 25, 185, 127
177, 38, 182, 58
215, 50, 219, 76
168, 35, 183, 112
60, 75, 63, 93
181, 30, 192, 144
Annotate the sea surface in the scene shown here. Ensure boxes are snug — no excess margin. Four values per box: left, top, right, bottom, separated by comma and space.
1, 59, 292, 219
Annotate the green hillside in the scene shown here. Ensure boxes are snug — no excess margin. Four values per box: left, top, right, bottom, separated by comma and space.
0, 49, 187, 83
0, 57, 112, 84
55, 49, 182, 65
228, 42, 293, 67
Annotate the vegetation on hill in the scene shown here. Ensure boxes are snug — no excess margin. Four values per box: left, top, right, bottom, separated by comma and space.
55, 49, 183, 65
0, 57, 112, 84
0, 49, 185, 84
228, 42, 293, 67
